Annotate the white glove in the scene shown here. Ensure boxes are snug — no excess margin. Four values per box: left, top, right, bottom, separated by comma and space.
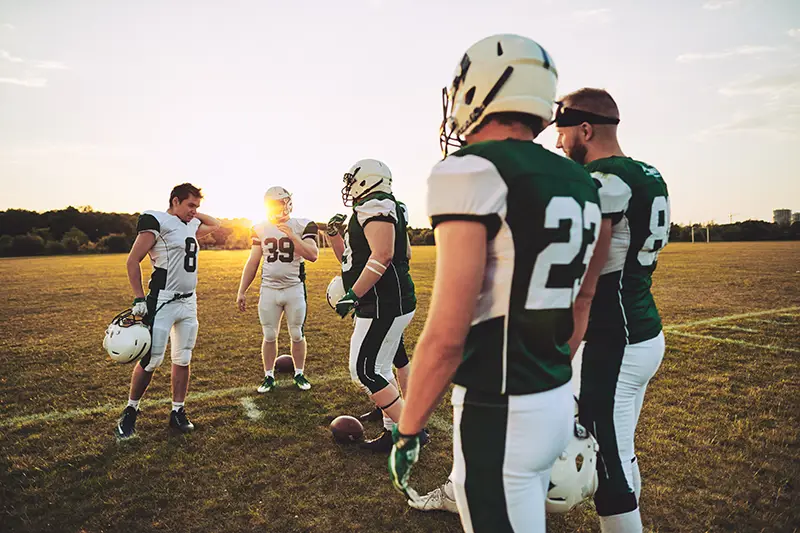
132, 298, 148, 317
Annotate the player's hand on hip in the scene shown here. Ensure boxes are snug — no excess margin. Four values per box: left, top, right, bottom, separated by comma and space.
131, 297, 148, 317
327, 213, 347, 236
388, 425, 422, 502
335, 288, 358, 318
236, 293, 246, 312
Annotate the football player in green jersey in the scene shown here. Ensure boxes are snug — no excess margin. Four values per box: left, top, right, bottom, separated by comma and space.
388, 35, 611, 533
555, 88, 670, 533
327, 159, 418, 452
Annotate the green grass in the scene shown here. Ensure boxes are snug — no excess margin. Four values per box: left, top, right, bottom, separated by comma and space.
0, 242, 798, 532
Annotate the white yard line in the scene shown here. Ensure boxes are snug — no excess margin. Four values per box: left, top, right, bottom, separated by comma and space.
665, 307, 799, 330
705, 324, 759, 333
668, 331, 799, 353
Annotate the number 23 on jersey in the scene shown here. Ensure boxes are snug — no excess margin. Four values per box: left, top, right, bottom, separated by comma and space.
527, 197, 601, 310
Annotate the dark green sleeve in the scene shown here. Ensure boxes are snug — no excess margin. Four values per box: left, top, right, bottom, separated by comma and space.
302, 222, 319, 240
137, 214, 160, 234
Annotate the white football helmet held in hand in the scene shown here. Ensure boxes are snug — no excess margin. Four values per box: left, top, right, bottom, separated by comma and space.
440, 34, 558, 156
326, 275, 346, 310
265, 186, 293, 223
103, 309, 151, 364
341, 159, 392, 207
546, 420, 600, 514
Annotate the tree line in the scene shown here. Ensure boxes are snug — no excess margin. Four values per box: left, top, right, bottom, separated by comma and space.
669, 221, 800, 242
0, 206, 437, 257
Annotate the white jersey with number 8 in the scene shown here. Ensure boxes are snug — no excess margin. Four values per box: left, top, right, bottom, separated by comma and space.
136, 210, 201, 295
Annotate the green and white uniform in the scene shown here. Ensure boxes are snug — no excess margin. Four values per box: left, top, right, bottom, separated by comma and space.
577, 156, 670, 520
343, 193, 416, 394
427, 140, 602, 533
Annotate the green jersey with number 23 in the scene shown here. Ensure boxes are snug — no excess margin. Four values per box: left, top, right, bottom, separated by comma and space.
427, 139, 602, 395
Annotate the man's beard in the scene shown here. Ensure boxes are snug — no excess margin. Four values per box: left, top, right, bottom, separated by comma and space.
568, 143, 588, 165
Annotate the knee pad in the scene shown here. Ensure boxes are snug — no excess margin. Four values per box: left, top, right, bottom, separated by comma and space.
141, 349, 165, 372
172, 349, 192, 367
261, 326, 278, 343
288, 325, 304, 343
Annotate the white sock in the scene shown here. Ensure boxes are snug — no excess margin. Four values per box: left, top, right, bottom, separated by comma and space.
265, 369, 275, 378
127, 399, 140, 410
632, 457, 641, 502
172, 401, 184, 412
294, 368, 304, 376
599, 509, 643, 533
383, 416, 394, 431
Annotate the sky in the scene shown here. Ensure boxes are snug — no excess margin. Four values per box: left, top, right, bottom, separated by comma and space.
0, 0, 798, 227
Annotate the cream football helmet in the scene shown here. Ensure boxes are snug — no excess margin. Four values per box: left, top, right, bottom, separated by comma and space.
440, 34, 558, 156
265, 186, 293, 222
341, 159, 392, 207
546, 421, 600, 514
326, 275, 346, 310
103, 309, 151, 364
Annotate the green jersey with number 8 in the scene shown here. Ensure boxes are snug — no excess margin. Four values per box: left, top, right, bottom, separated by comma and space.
427, 139, 602, 395
585, 156, 670, 345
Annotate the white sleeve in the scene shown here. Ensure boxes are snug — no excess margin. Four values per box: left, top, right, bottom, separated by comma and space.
190, 218, 202, 234
355, 198, 398, 227
136, 210, 162, 238
426, 154, 507, 226
591, 172, 632, 217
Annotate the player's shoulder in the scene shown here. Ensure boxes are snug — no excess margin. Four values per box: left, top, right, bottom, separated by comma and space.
137, 210, 169, 233
353, 193, 396, 213
588, 156, 664, 189
251, 220, 269, 236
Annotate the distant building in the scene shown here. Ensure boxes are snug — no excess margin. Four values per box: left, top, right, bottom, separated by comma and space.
773, 209, 791, 226
793, 212, 800, 224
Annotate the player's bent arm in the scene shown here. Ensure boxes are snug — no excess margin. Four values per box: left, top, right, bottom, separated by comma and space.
568, 218, 612, 358
291, 235, 319, 262
126, 232, 157, 299
195, 212, 221, 238
398, 220, 486, 435
237, 245, 262, 297
330, 234, 344, 263
350, 220, 395, 298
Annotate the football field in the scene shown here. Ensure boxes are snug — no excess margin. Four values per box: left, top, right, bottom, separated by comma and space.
1, 242, 798, 533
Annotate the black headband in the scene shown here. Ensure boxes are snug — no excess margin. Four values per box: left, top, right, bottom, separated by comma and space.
553, 102, 620, 127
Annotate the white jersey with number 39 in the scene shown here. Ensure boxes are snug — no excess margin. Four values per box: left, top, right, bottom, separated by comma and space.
137, 210, 201, 295
251, 217, 319, 290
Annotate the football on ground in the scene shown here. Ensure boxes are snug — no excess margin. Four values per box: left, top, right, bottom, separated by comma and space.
330, 415, 365, 443
274, 354, 294, 373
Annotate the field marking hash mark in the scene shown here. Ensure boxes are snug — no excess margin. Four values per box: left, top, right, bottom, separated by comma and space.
4, 307, 797, 430
240, 397, 264, 421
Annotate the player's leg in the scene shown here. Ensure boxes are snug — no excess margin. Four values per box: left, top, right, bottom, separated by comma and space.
451, 383, 572, 532
580, 340, 643, 533
168, 297, 198, 432
360, 334, 410, 423
115, 296, 173, 439
371, 311, 413, 425
257, 286, 282, 392
285, 283, 310, 390
348, 314, 406, 451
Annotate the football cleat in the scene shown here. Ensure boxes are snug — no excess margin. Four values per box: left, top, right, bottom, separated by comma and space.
408, 481, 459, 514
359, 428, 395, 453
169, 407, 195, 433
257, 375, 276, 393
358, 407, 383, 423
293, 373, 312, 391
114, 406, 138, 440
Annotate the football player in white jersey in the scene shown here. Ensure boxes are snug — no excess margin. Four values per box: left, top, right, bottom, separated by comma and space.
237, 187, 319, 392
115, 183, 221, 440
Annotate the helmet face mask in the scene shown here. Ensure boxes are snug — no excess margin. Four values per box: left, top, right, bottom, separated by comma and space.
103, 309, 151, 364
